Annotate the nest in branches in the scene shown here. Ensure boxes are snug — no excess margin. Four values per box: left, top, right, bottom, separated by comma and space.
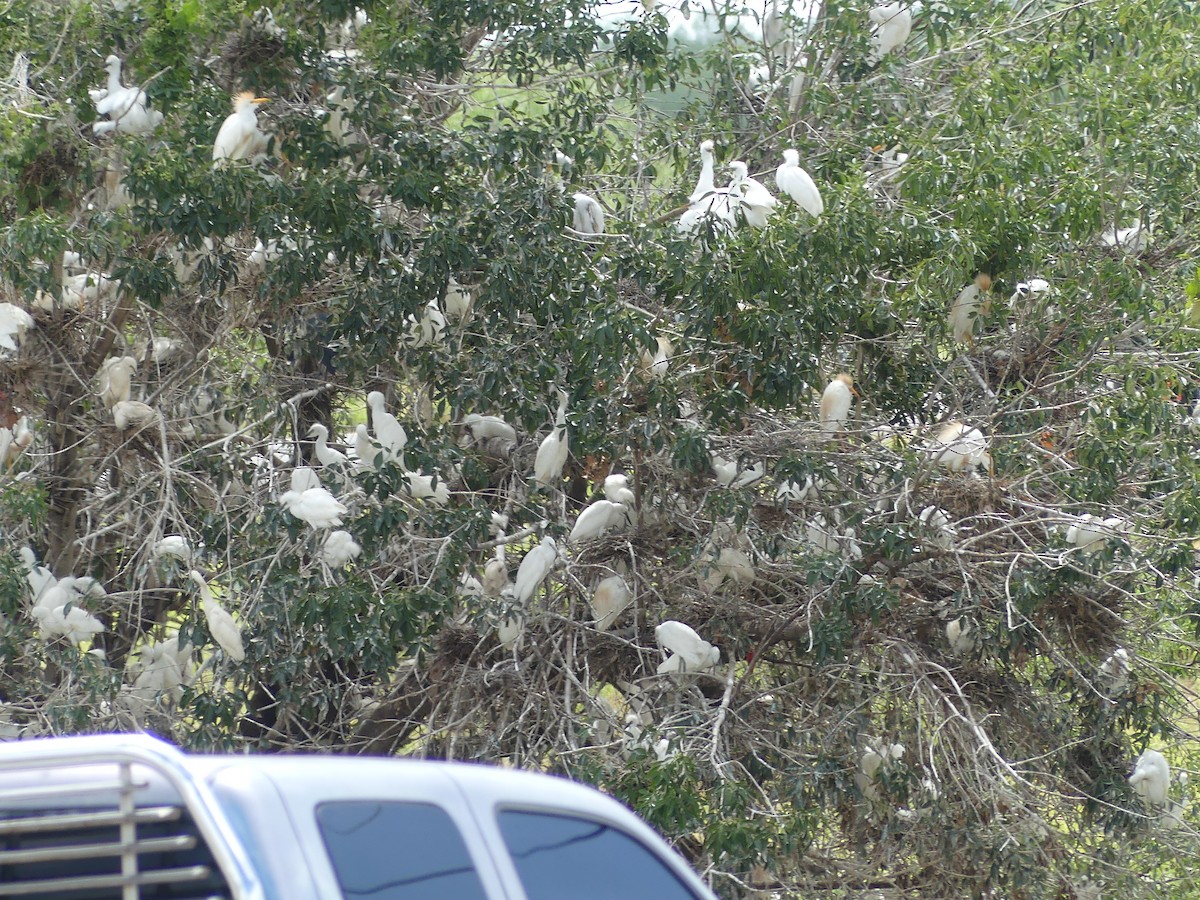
216, 16, 288, 93
16, 137, 81, 214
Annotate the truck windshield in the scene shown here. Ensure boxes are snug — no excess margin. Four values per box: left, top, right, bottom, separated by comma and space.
316, 800, 488, 900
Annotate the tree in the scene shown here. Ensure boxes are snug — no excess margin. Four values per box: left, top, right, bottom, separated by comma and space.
1, 0, 1199, 895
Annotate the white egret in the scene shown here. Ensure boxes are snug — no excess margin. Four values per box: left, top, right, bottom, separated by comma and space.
678, 186, 739, 235
728, 161, 777, 228
291, 466, 322, 493
571, 193, 605, 236
1008, 277, 1050, 307
91, 55, 163, 135
775, 476, 816, 503
775, 149, 823, 218
1100, 220, 1151, 254
0, 416, 31, 468
710, 453, 765, 488
638, 335, 672, 380
366, 391, 407, 463
701, 547, 755, 592
482, 554, 510, 598
590, 575, 631, 632
603, 473, 636, 506
403, 470, 451, 505
949, 273, 992, 345
33, 599, 105, 645
945, 617, 975, 655
856, 740, 905, 802
307, 423, 348, 468
212, 92, 272, 165
153, 535, 191, 562
0, 303, 34, 353
353, 423, 381, 471
496, 610, 523, 650
1065, 513, 1128, 550
931, 422, 992, 473
533, 391, 570, 488
112, 400, 159, 432
52, 271, 121, 312
279, 482, 347, 529
98, 356, 137, 409
19, 547, 55, 605
819, 373, 855, 436
131, 635, 193, 702
688, 139, 716, 203
568, 499, 627, 543
1129, 749, 1170, 808
513, 536, 558, 604
868, 3, 912, 62
404, 301, 447, 348
1098, 648, 1131, 697
655, 620, 720, 674
322, 529, 362, 567
463, 413, 517, 447
443, 277, 474, 320
189, 570, 245, 662
917, 505, 955, 550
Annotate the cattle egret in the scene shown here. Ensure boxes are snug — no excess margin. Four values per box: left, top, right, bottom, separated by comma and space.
710, 453, 765, 488
153, 535, 191, 562
1065, 513, 1127, 550
482, 555, 510, 598
569, 499, 627, 543
366, 391, 407, 463
354, 423, 381, 470
322, 529, 362, 567
856, 740, 905, 802
1098, 648, 1131, 697
949, 273, 993, 345
463, 413, 517, 446
112, 400, 159, 432
279, 482, 347, 529
728, 161, 777, 228
404, 301, 447, 348
868, 3, 912, 62
0, 418, 33, 469
307, 423, 348, 468
639, 335, 672, 380
591, 575, 632, 632
917, 505, 955, 550
655, 620, 720, 674
775, 476, 817, 503
443, 277, 473, 320
131, 635, 193, 702
688, 140, 717, 203
33, 600, 105, 645
533, 391, 570, 488
19, 547, 55, 605
604, 473, 636, 506
189, 570, 245, 662
91, 55, 163, 135
820, 373, 855, 436
945, 617, 975, 655
701, 547, 755, 592
0, 303, 34, 353
212, 92, 272, 165
572, 193, 605, 235
931, 422, 992, 473
496, 610, 523, 650
1101, 221, 1151, 254
678, 186, 739, 235
1008, 278, 1050, 307
1129, 749, 1170, 808
514, 536, 558, 604
403, 470, 451, 505
98, 356, 137, 409
775, 149, 823, 218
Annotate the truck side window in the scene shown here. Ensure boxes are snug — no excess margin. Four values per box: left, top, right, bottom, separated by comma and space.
316, 801, 488, 900
497, 809, 700, 900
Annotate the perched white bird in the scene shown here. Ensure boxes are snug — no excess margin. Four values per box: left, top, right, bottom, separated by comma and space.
571, 193, 605, 236
482, 555, 510, 598
212, 92, 272, 165
819, 373, 855, 436
496, 610, 523, 650
98, 356, 138, 409
463, 413, 517, 446
638, 335, 672, 380
513, 536, 558, 604
775, 149, 823, 218
603, 473, 636, 506
945, 617, 975, 655
1065, 513, 1128, 550
131, 635, 193, 702
931, 422, 992, 473
655, 620, 720, 674
443, 277, 473, 320
322, 529, 362, 567
569, 500, 627, 543
279, 482, 347, 529
1008, 277, 1050, 307
1098, 648, 1131, 697
591, 575, 632, 632
189, 571, 245, 663
0, 303, 34, 353
0, 417, 33, 468
1100, 220, 1152, 254
868, 3, 912, 62
33, 600, 105, 645
366, 391, 407, 463
775, 476, 817, 503
1129, 749, 1170, 808
153, 535, 192, 562
52, 271, 121, 312
917, 505, 955, 550
91, 55, 163, 135
403, 301, 447, 348
688, 140, 717, 203
533, 391, 570, 488
677, 187, 739, 235
700, 547, 756, 592
353, 423, 381, 471
308, 423, 348, 468
856, 740, 905, 802
710, 453, 765, 488
949, 273, 993, 345
112, 400, 159, 432
19, 547, 56, 605
403, 471, 451, 505
728, 161, 777, 228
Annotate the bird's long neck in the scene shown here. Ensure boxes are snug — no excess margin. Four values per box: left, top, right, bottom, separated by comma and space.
108, 64, 123, 94
697, 153, 714, 196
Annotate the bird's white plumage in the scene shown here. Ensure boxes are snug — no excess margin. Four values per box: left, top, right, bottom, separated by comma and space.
590, 575, 632, 632
1065, 513, 1127, 550
98, 356, 138, 409
91, 55, 163, 135
0, 303, 34, 353
655, 620, 720, 674
404, 301, 447, 348
728, 161, 776, 228
945, 617, 975, 655
572, 193, 605, 235
112, 400, 158, 432
603, 473, 636, 506
443, 277, 473, 320
213, 92, 272, 164
131, 635, 193, 701
513, 536, 558, 604
569, 500, 626, 543
463, 413, 517, 445
868, 3, 912, 62
639, 335, 671, 380
153, 535, 191, 561
931, 422, 991, 473
917, 505, 955, 550
533, 391, 570, 488
819, 373, 855, 435
949, 273, 992, 344
688, 139, 716, 203
354, 423, 381, 471
403, 471, 451, 505
710, 453, 765, 488
280, 485, 347, 529
366, 391, 407, 463
775, 149, 823, 218
190, 570, 245, 662
1129, 749, 1170, 807
308, 423, 348, 468
322, 529, 362, 567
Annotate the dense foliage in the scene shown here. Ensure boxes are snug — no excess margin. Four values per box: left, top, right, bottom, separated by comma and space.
2, 0, 1200, 895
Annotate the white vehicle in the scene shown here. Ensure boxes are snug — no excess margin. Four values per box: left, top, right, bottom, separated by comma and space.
0, 733, 717, 899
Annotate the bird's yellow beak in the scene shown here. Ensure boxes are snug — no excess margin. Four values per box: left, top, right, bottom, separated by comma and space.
252, 97, 270, 105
